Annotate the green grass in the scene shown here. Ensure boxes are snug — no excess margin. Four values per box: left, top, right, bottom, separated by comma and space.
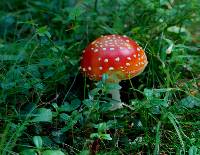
0, 0, 200, 154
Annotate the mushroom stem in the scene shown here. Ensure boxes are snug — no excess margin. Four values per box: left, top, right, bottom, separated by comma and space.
109, 88, 121, 102
109, 87, 123, 110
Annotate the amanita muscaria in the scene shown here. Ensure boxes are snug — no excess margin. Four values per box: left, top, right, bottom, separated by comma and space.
80, 34, 148, 110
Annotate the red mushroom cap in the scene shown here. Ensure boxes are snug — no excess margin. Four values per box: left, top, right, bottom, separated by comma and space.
80, 34, 148, 82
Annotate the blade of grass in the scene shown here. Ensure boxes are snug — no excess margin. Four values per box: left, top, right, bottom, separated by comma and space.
153, 121, 161, 155
167, 112, 185, 153
0, 123, 11, 154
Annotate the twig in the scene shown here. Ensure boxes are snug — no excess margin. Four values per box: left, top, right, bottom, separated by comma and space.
122, 103, 135, 111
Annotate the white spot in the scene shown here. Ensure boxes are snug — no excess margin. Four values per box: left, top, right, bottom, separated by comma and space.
120, 47, 123, 50
128, 47, 132, 50
141, 62, 144, 65
80, 56, 83, 60
94, 49, 99, 52
135, 64, 138, 67
137, 47, 140, 51
133, 54, 137, 58
98, 57, 101, 61
126, 63, 130, 66
123, 35, 127, 37
115, 57, 120, 62
126, 40, 130, 42
82, 68, 86, 71
88, 67, 92, 70
104, 59, 109, 63
120, 66, 123, 69
99, 66, 103, 70
109, 67, 114, 71
91, 48, 94, 50
110, 47, 114, 51
138, 62, 141, 65
127, 57, 131, 60
103, 48, 106, 51
100, 45, 103, 47
83, 50, 85, 53
138, 53, 141, 57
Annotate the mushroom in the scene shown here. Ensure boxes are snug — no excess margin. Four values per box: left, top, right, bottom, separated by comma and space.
80, 34, 148, 110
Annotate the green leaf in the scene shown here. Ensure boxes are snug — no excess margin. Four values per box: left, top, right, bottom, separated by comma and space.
36, 26, 51, 38
68, 6, 85, 20
90, 133, 112, 140
39, 58, 55, 66
78, 150, 90, 155
144, 89, 153, 99
94, 122, 107, 132
51, 47, 59, 53
51, 103, 59, 110
0, 82, 16, 90
101, 134, 112, 140
43, 70, 55, 78
167, 26, 188, 34
70, 99, 81, 111
32, 108, 52, 123
90, 133, 100, 139
59, 113, 70, 122
33, 136, 43, 148
60, 111, 81, 132
160, 0, 171, 6
42, 150, 65, 155
90, 88, 101, 96
59, 102, 71, 112
179, 96, 200, 108
20, 149, 37, 155
189, 146, 198, 155
113, 16, 124, 33
102, 74, 109, 82
34, 83, 45, 91
26, 65, 40, 78
82, 99, 93, 108
0, 55, 20, 61
59, 99, 81, 112
106, 120, 118, 129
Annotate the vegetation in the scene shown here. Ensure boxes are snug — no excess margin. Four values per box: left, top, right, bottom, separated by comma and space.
0, 0, 199, 154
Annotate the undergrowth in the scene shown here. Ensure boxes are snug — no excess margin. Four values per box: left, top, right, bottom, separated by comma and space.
0, 0, 200, 155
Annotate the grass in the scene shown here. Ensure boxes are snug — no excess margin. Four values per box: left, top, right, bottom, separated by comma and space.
0, 0, 200, 154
